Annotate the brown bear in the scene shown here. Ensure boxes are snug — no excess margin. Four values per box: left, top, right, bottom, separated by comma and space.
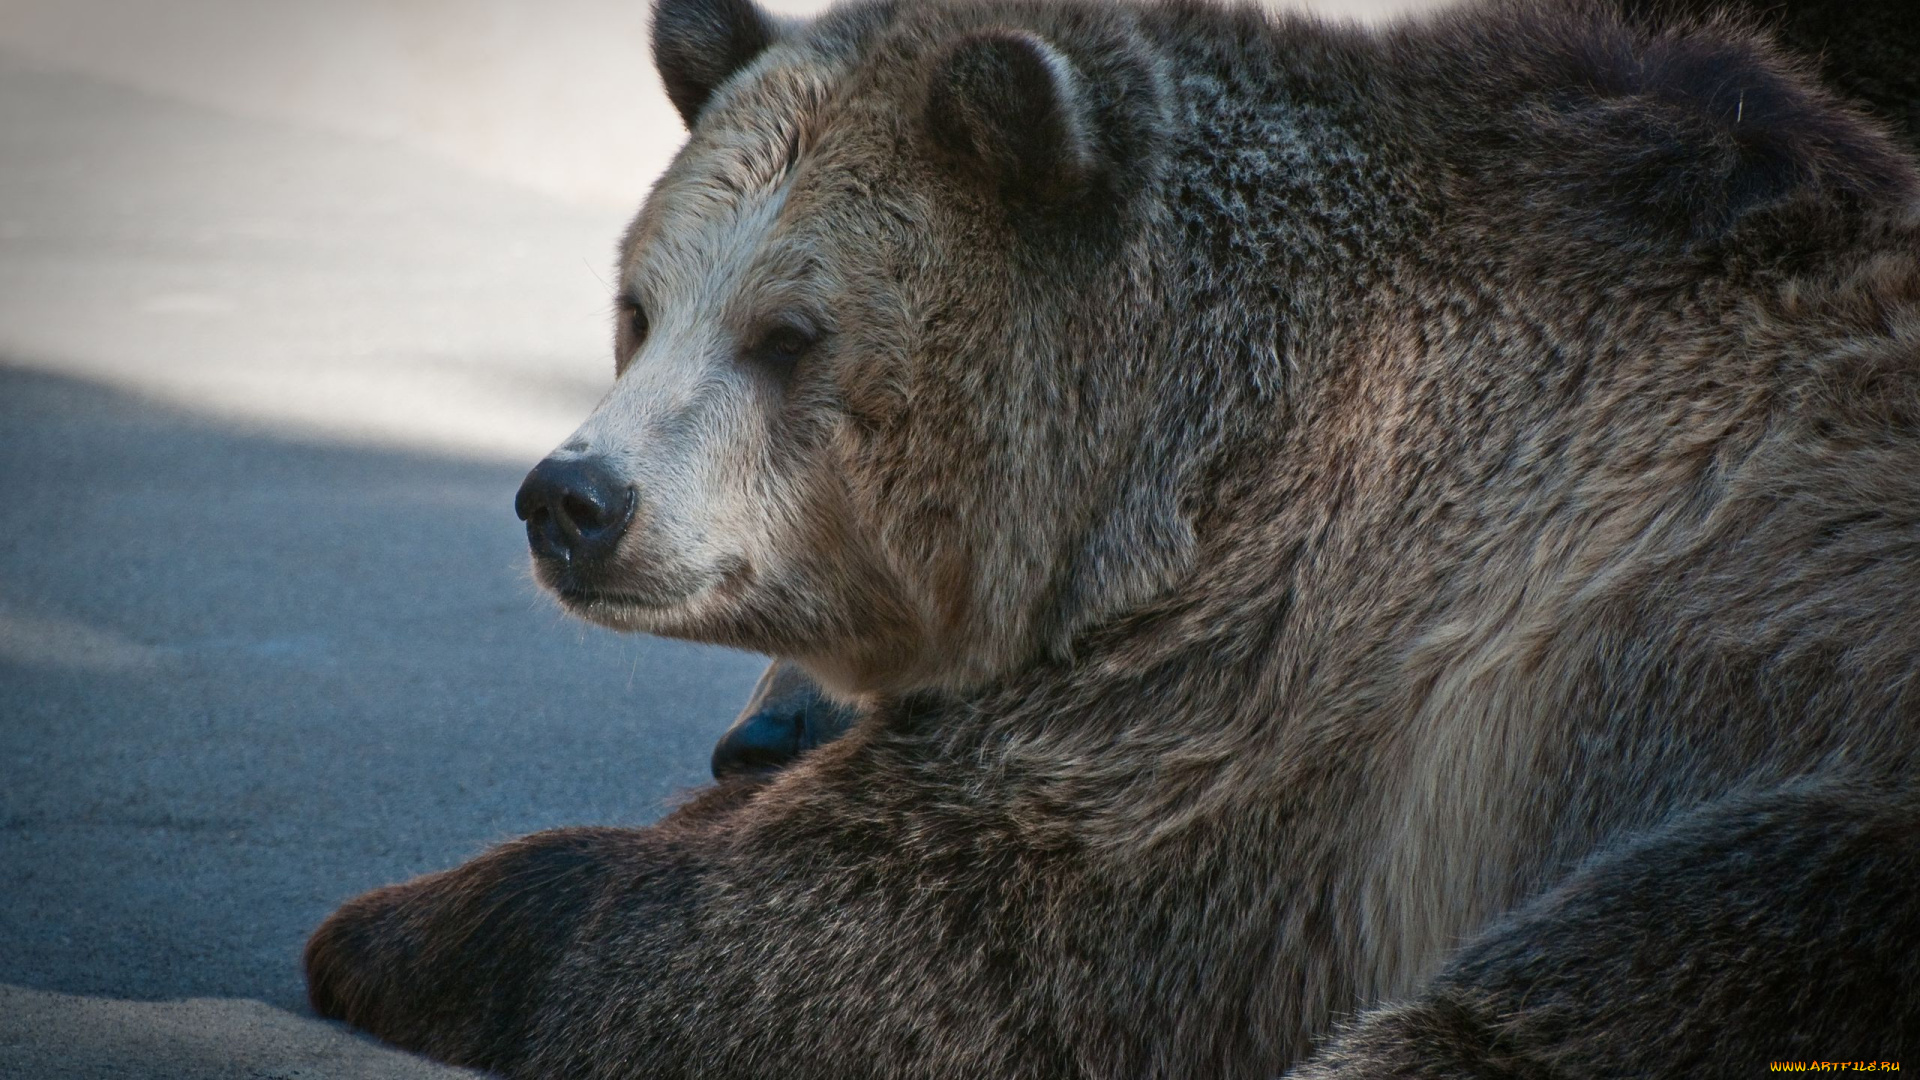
306, 0, 1920, 1075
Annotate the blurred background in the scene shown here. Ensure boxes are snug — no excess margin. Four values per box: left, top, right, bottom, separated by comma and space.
0, 1, 1431, 1076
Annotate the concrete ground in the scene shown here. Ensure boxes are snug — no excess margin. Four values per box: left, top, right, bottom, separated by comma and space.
0, 2, 1423, 1076
0, 38, 763, 1080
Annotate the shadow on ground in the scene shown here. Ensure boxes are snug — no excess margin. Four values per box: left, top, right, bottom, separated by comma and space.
0, 367, 763, 1067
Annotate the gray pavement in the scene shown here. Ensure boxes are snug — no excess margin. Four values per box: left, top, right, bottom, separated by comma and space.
0, 49, 764, 1079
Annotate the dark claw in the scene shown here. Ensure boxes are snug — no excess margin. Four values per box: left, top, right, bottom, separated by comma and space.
712, 661, 858, 778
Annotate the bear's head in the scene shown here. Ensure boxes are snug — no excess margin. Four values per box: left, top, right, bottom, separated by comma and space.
516, 0, 1192, 699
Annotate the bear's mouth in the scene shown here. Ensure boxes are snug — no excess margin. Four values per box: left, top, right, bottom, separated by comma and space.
548, 571, 723, 628
556, 586, 655, 608
548, 587, 694, 636
547, 557, 759, 639
554, 584, 685, 618
533, 547, 711, 610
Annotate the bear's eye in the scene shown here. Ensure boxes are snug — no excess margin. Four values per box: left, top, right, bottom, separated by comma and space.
614, 299, 650, 373
619, 299, 650, 343
749, 323, 819, 378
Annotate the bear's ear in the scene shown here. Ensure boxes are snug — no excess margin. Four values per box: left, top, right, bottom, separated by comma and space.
652, 0, 780, 128
923, 30, 1099, 202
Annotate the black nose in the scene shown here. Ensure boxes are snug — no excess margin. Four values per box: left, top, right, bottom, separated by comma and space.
514, 456, 636, 564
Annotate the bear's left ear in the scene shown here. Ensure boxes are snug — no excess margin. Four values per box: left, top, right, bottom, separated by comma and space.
923, 30, 1099, 202
653, 0, 781, 128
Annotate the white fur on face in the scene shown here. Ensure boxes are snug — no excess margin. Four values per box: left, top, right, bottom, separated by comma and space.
544, 54, 847, 638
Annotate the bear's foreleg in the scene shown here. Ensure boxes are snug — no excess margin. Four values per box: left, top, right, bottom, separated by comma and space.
305, 787, 752, 1074
305, 739, 1153, 1079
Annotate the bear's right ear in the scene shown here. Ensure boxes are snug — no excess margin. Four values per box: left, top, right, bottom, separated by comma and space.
652, 0, 780, 128
923, 31, 1099, 202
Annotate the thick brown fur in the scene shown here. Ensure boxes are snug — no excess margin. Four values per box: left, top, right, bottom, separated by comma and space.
308, 0, 1920, 1075
711, 0, 1920, 776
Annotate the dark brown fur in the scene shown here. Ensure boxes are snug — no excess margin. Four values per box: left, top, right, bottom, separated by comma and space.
309, 0, 1920, 1075
1628, 0, 1920, 147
